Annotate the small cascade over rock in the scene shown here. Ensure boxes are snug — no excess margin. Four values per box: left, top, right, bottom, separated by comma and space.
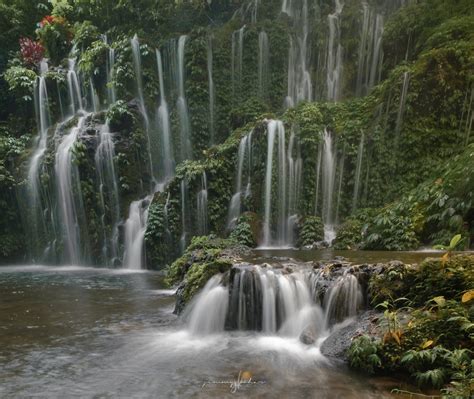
184, 275, 229, 335
184, 260, 364, 340
123, 195, 153, 269
321, 129, 337, 244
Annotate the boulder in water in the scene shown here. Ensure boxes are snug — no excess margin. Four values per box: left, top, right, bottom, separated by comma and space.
299, 325, 319, 345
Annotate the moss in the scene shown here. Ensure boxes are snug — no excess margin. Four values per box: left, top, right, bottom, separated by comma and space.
298, 216, 324, 247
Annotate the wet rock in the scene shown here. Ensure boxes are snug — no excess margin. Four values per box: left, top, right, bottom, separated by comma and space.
299, 325, 319, 345
320, 310, 380, 361
173, 281, 186, 315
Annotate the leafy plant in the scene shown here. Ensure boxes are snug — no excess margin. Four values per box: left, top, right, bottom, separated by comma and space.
348, 335, 382, 374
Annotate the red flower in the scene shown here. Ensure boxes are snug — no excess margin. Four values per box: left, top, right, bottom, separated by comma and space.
40, 15, 55, 26
19, 37, 45, 66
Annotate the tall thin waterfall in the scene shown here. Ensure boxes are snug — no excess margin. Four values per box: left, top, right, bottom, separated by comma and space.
327, 0, 344, 102
156, 49, 175, 183
283, 0, 312, 108
262, 121, 302, 247
131, 35, 155, 181
262, 121, 277, 247
321, 129, 336, 244
335, 145, 345, 224
196, 172, 208, 235
395, 71, 410, 136
106, 43, 116, 104
55, 115, 89, 265
95, 122, 120, 265
123, 195, 152, 269
227, 134, 249, 229
231, 26, 245, 100
314, 145, 322, 215
67, 59, 83, 115
177, 35, 192, 161
27, 61, 50, 255
258, 31, 269, 99
356, 3, 384, 97
186, 264, 363, 337
89, 77, 99, 112
207, 35, 216, 145
352, 133, 365, 213
180, 180, 189, 253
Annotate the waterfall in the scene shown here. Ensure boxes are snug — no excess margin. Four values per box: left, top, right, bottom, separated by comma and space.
123, 195, 152, 269
156, 49, 175, 183
231, 26, 245, 100
27, 62, 50, 257
207, 35, 216, 145
185, 275, 229, 335
262, 121, 302, 247
327, 0, 344, 102
356, 3, 384, 96
314, 145, 322, 215
321, 129, 336, 244
67, 59, 83, 114
95, 122, 121, 266
227, 135, 248, 229
258, 31, 269, 100
335, 145, 345, 224
180, 180, 189, 253
177, 35, 192, 161
196, 172, 208, 236
324, 273, 363, 328
352, 133, 365, 213
186, 264, 362, 338
395, 71, 410, 136
55, 115, 89, 265
262, 121, 277, 247
284, 0, 312, 108
106, 44, 116, 104
89, 77, 99, 112
131, 35, 155, 181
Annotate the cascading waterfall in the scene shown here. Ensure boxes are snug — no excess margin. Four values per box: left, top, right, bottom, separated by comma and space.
196, 172, 209, 236
55, 115, 89, 265
262, 121, 302, 247
207, 35, 216, 145
395, 71, 410, 136
283, 0, 312, 108
89, 77, 99, 112
352, 133, 365, 213
356, 3, 384, 97
314, 145, 322, 215
186, 263, 363, 338
27, 61, 50, 256
321, 129, 336, 244
177, 35, 193, 161
327, 0, 344, 102
95, 122, 121, 265
258, 31, 270, 100
123, 195, 152, 269
156, 49, 175, 183
231, 26, 245, 100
